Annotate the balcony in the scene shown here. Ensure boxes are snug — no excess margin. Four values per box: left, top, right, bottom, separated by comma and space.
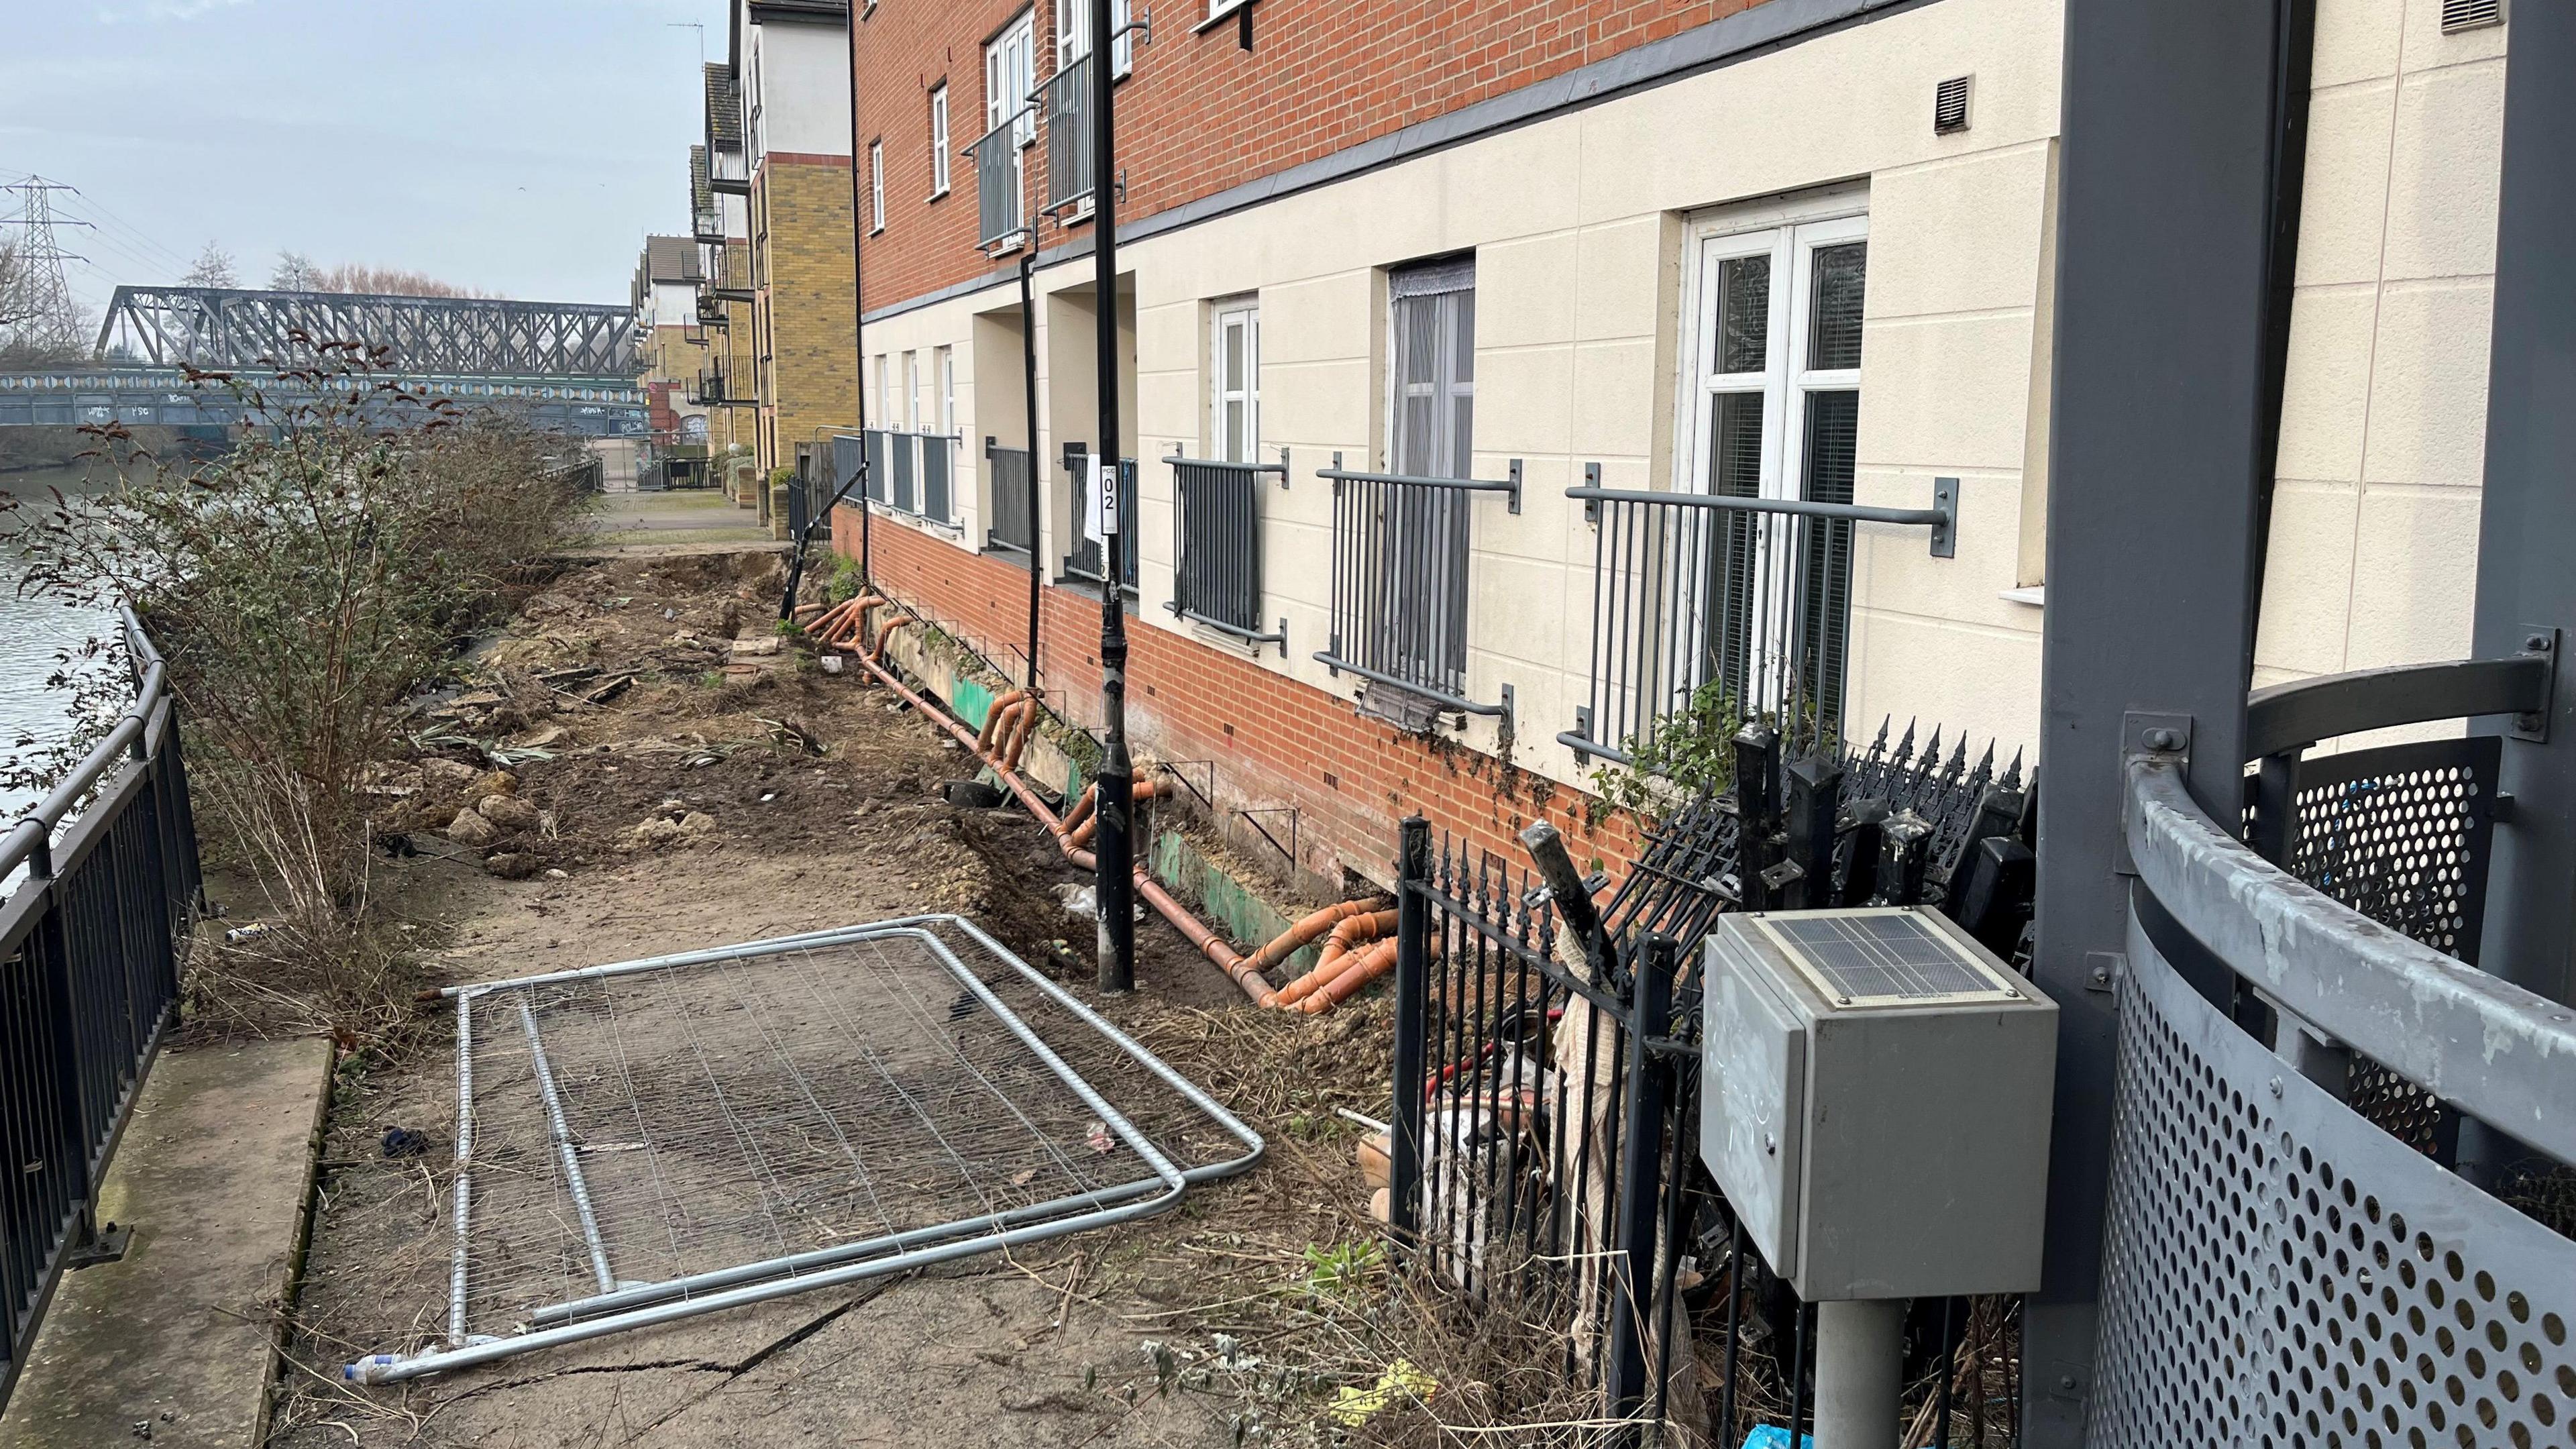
692, 207, 723, 244
1038, 54, 1093, 215
969, 113, 1028, 251
862, 429, 956, 525
690, 367, 727, 407
1058, 443, 1136, 595
1558, 481, 1956, 765
1163, 450, 1287, 653
983, 438, 1036, 557
708, 150, 749, 197
1314, 453, 1521, 718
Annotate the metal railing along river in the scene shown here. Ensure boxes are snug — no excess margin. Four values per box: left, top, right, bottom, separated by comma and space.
0, 607, 203, 1410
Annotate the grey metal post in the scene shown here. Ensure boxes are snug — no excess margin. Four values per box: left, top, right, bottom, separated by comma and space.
1603, 933, 1673, 1438
2028, 1, 2288, 1440
1387, 816, 1431, 1244
1089, 0, 1135, 993
1814, 1298, 1904, 1449
2471, 5, 2576, 1012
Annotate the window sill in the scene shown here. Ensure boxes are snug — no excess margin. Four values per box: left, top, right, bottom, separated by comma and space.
2000, 584, 2045, 608
869, 225, 885, 237
1193, 0, 1250, 34
926, 186, 949, 203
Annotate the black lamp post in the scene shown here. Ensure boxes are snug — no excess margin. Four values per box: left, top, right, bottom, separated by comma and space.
1087, 0, 1135, 993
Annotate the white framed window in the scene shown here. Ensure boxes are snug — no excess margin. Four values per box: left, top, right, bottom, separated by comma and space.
928, 85, 951, 197
1210, 297, 1259, 463
1056, 0, 1132, 78
868, 140, 885, 232
906, 350, 926, 432
1672, 192, 1869, 729
936, 345, 957, 434
871, 354, 890, 427
986, 11, 1036, 147
1205, 0, 1244, 23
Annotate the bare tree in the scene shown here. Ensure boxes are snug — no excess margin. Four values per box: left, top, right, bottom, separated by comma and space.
270, 250, 321, 290
308, 261, 495, 299
179, 241, 239, 288
0, 235, 31, 329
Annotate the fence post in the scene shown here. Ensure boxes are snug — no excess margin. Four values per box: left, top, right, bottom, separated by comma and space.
1733, 724, 1780, 910
1605, 933, 1675, 1438
1784, 754, 1841, 910
1387, 816, 1432, 1246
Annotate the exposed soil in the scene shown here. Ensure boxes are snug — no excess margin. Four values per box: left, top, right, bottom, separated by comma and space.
265, 550, 1406, 1449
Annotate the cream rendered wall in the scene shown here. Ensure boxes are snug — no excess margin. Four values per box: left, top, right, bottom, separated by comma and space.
743, 9, 853, 158
858, 0, 2066, 786
2255, 0, 2506, 720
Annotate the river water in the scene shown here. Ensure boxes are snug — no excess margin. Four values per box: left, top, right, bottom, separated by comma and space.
3, 463, 121, 827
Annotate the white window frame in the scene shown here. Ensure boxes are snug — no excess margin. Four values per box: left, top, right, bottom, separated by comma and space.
1210, 297, 1259, 463
986, 12, 1036, 148
868, 140, 885, 233
906, 350, 926, 432
1205, 0, 1244, 24
1384, 259, 1477, 480
928, 85, 951, 197
936, 345, 957, 435
1056, 0, 1132, 78
1670, 188, 1870, 719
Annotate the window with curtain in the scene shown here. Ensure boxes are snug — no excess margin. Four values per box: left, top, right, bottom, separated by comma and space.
1383, 256, 1478, 690
1680, 209, 1866, 735
1211, 297, 1258, 463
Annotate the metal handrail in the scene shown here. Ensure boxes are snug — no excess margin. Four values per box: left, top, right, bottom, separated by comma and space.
2245, 653, 2551, 759
1567, 480, 1959, 557
2125, 754, 2576, 1164
1322, 455, 1522, 513
1, 606, 166, 882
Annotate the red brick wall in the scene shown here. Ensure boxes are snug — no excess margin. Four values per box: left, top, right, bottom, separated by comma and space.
853, 0, 1769, 308
842, 519, 1641, 888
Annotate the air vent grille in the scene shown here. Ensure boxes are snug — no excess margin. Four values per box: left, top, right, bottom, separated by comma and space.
1934, 75, 1972, 136
2441, 0, 2502, 33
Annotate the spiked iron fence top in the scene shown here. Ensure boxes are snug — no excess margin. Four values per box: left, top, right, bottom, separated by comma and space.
97, 286, 639, 380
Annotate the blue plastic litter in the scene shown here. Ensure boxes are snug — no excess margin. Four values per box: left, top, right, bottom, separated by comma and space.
1739, 1430, 1816, 1449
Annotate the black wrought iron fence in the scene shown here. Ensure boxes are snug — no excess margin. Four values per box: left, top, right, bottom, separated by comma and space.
1, 609, 202, 1410
1387, 718, 2035, 1444
1040, 54, 1093, 213
985, 439, 1036, 556
1560, 484, 1957, 767
1060, 446, 1138, 594
1317, 455, 1520, 716
1165, 451, 1286, 652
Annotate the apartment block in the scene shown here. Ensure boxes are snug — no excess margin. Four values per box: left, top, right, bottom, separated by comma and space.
835, 0, 2511, 891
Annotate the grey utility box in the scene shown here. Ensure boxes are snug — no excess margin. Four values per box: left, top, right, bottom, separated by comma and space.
1700, 906, 2057, 1302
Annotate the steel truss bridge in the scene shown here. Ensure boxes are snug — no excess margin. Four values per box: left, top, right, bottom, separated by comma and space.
0, 285, 647, 437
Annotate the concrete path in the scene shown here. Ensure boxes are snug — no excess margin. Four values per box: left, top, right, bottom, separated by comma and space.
592, 489, 778, 550
0, 1036, 333, 1449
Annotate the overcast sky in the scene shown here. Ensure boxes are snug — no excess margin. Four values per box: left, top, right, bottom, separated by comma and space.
3, 0, 719, 309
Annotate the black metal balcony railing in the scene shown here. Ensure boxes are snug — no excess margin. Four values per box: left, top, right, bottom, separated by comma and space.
984, 439, 1036, 556
969, 113, 1027, 250
693, 367, 725, 406
2, 609, 201, 1411
1165, 450, 1287, 653
1059, 445, 1138, 594
1316, 453, 1521, 716
1039, 55, 1093, 213
693, 294, 727, 327
2092, 655, 2576, 1449
1558, 482, 1957, 765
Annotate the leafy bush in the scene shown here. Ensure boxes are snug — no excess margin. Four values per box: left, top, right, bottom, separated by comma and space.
2, 342, 592, 985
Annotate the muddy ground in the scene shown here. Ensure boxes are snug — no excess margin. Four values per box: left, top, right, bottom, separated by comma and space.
264, 550, 1411, 1449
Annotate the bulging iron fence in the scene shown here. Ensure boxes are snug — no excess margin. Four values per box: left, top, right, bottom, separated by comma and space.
1316, 455, 1520, 718
0, 609, 202, 1411
1388, 717, 2035, 1445
1060, 446, 1138, 594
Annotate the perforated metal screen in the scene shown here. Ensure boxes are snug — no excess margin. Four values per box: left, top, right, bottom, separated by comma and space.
2091, 933, 2576, 1449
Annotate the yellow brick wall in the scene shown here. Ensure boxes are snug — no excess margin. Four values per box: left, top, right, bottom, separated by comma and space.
751, 156, 857, 477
